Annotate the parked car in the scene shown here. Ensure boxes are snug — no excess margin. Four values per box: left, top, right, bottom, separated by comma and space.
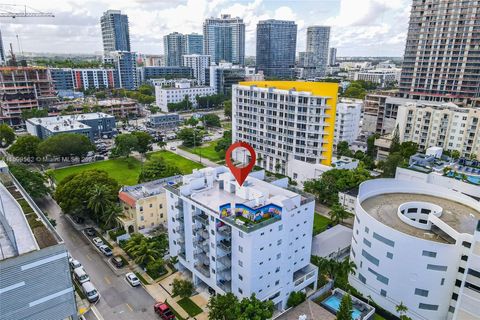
69, 258, 82, 270
72, 215, 85, 224
111, 256, 124, 268
92, 237, 104, 247
169, 146, 176, 151
125, 272, 140, 287
73, 267, 90, 284
85, 228, 96, 237
153, 302, 175, 320
99, 245, 113, 256
82, 281, 99, 303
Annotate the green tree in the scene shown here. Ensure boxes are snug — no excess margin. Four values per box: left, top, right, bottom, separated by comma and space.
336, 294, 353, 320
366, 133, 379, 158
214, 130, 232, 158
54, 170, 119, 221
169, 255, 179, 265
177, 128, 204, 148
238, 294, 274, 320
390, 125, 401, 154
399, 141, 418, 159
138, 84, 154, 96
287, 291, 306, 308
132, 131, 153, 155
138, 157, 181, 183
396, 302, 412, 320
451, 150, 461, 159
87, 184, 115, 225
379, 153, 404, 178
111, 133, 138, 158
208, 293, 241, 320
172, 278, 194, 298
9, 164, 50, 199
21, 108, 48, 120
202, 113, 221, 127
0, 124, 15, 147
102, 204, 122, 229
123, 234, 162, 266
224, 100, 232, 119
336, 141, 353, 157
7, 135, 41, 161
329, 204, 351, 224
185, 116, 199, 126
342, 84, 366, 99
37, 133, 95, 162
157, 140, 167, 149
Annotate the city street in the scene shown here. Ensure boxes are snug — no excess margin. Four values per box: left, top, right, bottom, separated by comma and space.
36, 196, 158, 320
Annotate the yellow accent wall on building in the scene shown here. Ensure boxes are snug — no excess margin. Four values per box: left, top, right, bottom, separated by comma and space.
238, 81, 338, 166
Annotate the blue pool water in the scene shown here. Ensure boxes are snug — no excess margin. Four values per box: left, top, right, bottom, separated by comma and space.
322, 295, 362, 319
447, 172, 480, 185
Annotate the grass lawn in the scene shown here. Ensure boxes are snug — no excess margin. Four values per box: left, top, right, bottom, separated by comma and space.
373, 314, 386, 320
313, 213, 332, 235
179, 141, 223, 162
52, 158, 141, 186
147, 150, 204, 174
222, 121, 232, 130
177, 297, 203, 317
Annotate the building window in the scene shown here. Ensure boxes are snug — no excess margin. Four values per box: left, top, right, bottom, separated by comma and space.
462, 241, 471, 248
238, 274, 243, 281
239, 231, 244, 238
427, 264, 447, 272
149, 204, 153, 208
238, 246, 243, 253
238, 288, 243, 294
365, 226, 369, 233
277, 239, 282, 245
359, 273, 366, 284
422, 250, 437, 258
238, 260, 243, 267
419, 303, 438, 311
362, 250, 380, 266
452, 293, 458, 301
275, 280, 279, 286
386, 252, 393, 259
380, 289, 387, 297
139, 206, 143, 211
373, 232, 395, 247
441, 278, 445, 286
140, 216, 144, 221
363, 238, 372, 248
276, 253, 281, 260
159, 204, 163, 208
414, 288, 429, 297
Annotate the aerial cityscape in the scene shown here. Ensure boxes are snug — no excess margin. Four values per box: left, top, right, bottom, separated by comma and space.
0, 1, 479, 320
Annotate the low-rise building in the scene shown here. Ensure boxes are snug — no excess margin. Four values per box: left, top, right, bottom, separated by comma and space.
146, 113, 181, 130
97, 98, 140, 118
26, 112, 116, 140
350, 68, 401, 87
0, 168, 77, 320
338, 187, 359, 214
374, 134, 393, 161
155, 80, 215, 112
137, 66, 193, 84
165, 167, 318, 311
118, 176, 181, 234
287, 157, 359, 187
311, 224, 353, 259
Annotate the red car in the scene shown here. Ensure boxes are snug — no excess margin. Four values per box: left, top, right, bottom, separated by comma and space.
154, 302, 176, 320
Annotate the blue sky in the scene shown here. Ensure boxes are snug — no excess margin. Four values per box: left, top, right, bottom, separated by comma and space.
0, 0, 411, 56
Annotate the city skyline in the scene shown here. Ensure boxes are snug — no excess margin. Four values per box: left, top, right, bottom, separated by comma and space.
0, 0, 410, 57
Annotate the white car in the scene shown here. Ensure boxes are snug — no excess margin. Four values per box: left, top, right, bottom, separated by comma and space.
69, 258, 82, 270
99, 245, 113, 256
125, 272, 140, 287
169, 146, 176, 151
92, 237, 104, 247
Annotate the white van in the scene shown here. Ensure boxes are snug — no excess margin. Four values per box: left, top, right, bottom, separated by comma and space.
82, 281, 99, 303
73, 267, 90, 284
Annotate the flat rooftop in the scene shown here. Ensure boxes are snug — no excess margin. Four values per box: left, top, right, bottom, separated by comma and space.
121, 176, 181, 200
28, 112, 114, 126
362, 193, 480, 243
312, 224, 353, 257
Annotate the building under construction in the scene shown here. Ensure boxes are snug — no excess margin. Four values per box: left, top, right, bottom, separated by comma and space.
0, 66, 56, 126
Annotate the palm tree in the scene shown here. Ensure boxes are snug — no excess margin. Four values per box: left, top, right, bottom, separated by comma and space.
396, 302, 408, 317
170, 255, 179, 265
102, 204, 122, 229
157, 141, 167, 150
130, 239, 160, 266
87, 185, 113, 224
340, 260, 357, 277
329, 205, 350, 225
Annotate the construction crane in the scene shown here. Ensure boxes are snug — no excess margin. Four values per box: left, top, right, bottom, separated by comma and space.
0, 4, 54, 65
0, 4, 54, 18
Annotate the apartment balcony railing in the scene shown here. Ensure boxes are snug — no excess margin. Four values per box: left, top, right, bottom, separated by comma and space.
194, 263, 210, 278
218, 239, 231, 252
218, 280, 232, 293
217, 226, 231, 238
178, 250, 186, 260
194, 214, 209, 225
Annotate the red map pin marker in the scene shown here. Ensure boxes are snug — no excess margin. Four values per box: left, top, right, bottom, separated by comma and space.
225, 141, 256, 187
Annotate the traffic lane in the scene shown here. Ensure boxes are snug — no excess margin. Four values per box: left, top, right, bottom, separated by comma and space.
37, 197, 158, 320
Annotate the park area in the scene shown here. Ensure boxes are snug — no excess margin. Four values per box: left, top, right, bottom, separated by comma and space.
179, 141, 223, 162
52, 151, 204, 186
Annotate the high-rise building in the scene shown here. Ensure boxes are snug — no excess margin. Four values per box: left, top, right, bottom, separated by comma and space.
303, 26, 330, 78
184, 33, 204, 55
209, 63, 247, 96
399, 0, 480, 103
361, 92, 402, 135
0, 29, 5, 65
232, 81, 338, 174
100, 10, 131, 56
111, 51, 137, 90
256, 20, 297, 79
334, 99, 362, 146
164, 32, 185, 67
0, 167, 77, 320
396, 101, 480, 158
328, 47, 337, 66
165, 166, 318, 311
182, 54, 211, 85
0, 67, 56, 126
349, 178, 480, 320
203, 14, 245, 65
50, 68, 116, 91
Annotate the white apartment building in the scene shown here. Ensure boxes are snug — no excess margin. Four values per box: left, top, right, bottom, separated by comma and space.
182, 54, 211, 85
155, 80, 215, 112
396, 102, 480, 158
334, 99, 362, 146
232, 81, 338, 175
351, 68, 401, 87
165, 167, 318, 311
349, 178, 480, 320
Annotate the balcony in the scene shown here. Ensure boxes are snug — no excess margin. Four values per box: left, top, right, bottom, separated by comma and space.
175, 201, 184, 209
194, 263, 210, 278
194, 213, 209, 225
174, 226, 185, 234
217, 225, 231, 238
217, 255, 232, 271
218, 239, 231, 252
218, 279, 232, 292
293, 263, 318, 290
178, 250, 186, 260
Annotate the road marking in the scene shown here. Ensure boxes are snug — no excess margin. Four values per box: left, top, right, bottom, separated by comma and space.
104, 276, 111, 285
90, 305, 104, 320
126, 303, 133, 312
86, 254, 92, 261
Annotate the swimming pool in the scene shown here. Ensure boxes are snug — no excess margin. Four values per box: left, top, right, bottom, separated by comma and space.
322, 294, 362, 319
447, 172, 480, 185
